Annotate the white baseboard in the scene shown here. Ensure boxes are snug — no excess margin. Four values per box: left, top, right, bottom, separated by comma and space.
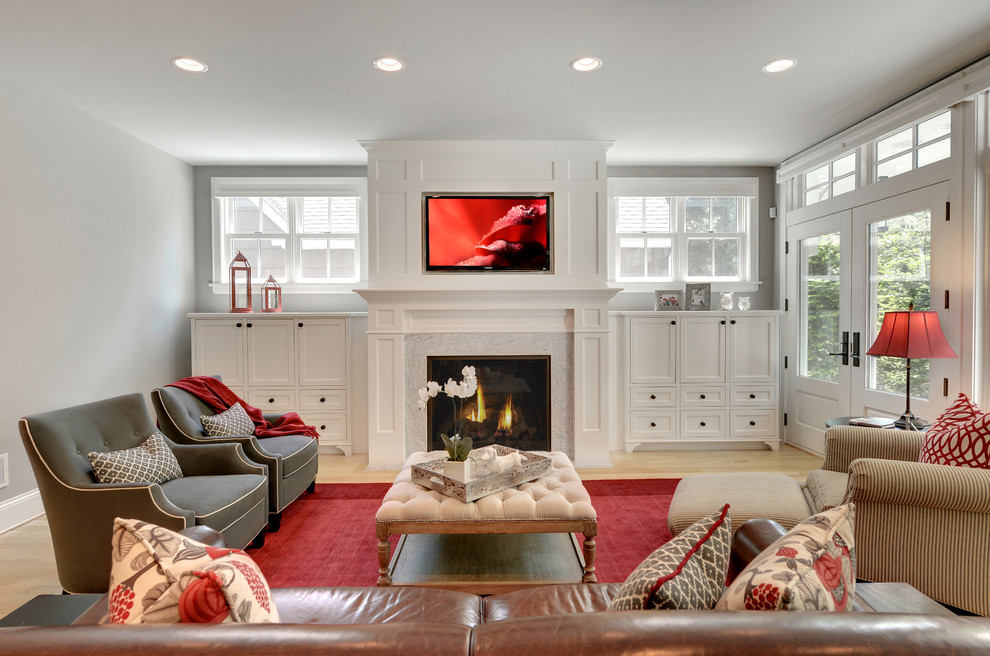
0, 488, 44, 535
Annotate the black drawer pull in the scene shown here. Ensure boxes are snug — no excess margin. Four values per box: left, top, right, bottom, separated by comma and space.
700, 394, 706, 399
650, 422, 656, 428
730, 319, 737, 325
720, 320, 726, 325
236, 322, 243, 328
671, 320, 676, 325
268, 398, 275, 404
749, 420, 757, 426
246, 322, 253, 328
320, 397, 326, 403
700, 421, 707, 427
749, 393, 756, 399
650, 394, 656, 400
298, 322, 304, 327
320, 425, 327, 431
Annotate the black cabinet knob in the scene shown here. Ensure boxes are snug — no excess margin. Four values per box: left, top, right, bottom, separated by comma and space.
320, 397, 326, 403
749, 393, 756, 399
700, 421, 707, 427
236, 322, 242, 328
268, 398, 275, 404
720, 320, 726, 325
320, 425, 326, 431
246, 322, 253, 328
298, 322, 304, 327
650, 394, 656, 400
749, 420, 757, 426
700, 394, 706, 399
671, 320, 676, 325
730, 319, 737, 324
650, 422, 656, 428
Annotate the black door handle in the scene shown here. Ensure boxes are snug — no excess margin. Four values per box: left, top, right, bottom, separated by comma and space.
827, 331, 850, 366
851, 331, 861, 367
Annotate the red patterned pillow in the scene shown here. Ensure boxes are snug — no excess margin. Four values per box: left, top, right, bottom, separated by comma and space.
106, 518, 278, 624
927, 393, 981, 434
919, 411, 990, 470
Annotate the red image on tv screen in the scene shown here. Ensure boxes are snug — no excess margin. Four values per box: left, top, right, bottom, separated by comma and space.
426, 196, 549, 269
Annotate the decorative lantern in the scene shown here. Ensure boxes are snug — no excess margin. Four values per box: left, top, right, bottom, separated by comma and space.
229, 251, 252, 313
262, 275, 282, 313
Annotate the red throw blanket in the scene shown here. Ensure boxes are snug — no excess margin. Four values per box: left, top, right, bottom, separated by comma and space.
168, 376, 320, 439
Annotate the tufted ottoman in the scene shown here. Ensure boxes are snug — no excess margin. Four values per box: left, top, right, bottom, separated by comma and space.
666, 472, 813, 537
375, 451, 598, 587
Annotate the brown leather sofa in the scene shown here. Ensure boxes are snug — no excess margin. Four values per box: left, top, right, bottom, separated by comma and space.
2, 521, 988, 655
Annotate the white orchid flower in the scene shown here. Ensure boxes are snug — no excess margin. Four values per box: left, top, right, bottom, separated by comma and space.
444, 378, 462, 397
425, 380, 441, 397
461, 365, 476, 380
461, 378, 478, 398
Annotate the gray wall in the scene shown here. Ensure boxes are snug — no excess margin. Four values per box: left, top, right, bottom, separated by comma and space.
606, 165, 778, 311
193, 166, 368, 314
0, 77, 196, 514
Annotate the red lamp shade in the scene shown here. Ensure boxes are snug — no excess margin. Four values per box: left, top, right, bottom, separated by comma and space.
866, 310, 957, 359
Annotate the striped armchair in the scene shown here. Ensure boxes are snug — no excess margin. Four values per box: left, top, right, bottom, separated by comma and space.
811, 425, 990, 616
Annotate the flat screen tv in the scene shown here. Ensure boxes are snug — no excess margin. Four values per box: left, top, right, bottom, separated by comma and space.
423, 193, 552, 272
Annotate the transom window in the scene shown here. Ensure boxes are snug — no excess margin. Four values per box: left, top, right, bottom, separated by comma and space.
804, 152, 856, 206
875, 110, 951, 181
211, 178, 367, 291
609, 178, 758, 285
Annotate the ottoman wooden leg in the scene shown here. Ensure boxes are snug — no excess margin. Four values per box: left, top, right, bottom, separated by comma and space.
376, 524, 392, 586
581, 522, 598, 583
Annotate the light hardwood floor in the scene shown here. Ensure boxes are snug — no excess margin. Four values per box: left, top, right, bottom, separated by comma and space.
0, 447, 822, 617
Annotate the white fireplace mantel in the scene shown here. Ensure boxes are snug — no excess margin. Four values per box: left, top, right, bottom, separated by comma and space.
358, 287, 618, 469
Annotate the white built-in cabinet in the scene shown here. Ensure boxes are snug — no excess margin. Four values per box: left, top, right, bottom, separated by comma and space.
190, 313, 352, 455
621, 311, 780, 452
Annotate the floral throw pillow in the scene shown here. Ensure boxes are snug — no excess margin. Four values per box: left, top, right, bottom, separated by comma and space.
88, 431, 182, 485
919, 393, 990, 469
201, 402, 255, 437
106, 518, 278, 624
608, 504, 731, 611
715, 504, 855, 611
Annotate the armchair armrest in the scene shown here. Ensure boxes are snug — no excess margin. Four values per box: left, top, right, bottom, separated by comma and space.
169, 442, 266, 478
821, 425, 925, 473
845, 458, 990, 512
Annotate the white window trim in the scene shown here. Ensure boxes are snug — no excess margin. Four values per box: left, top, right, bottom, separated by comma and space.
607, 177, 761, 292
209, 177, 368, 295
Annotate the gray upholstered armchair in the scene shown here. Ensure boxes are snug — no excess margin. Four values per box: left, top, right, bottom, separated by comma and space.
19, 393, 269, 594
151, 385, 318, 531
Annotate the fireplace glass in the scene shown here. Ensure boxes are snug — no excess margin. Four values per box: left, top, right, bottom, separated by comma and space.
427, 355, 550, 453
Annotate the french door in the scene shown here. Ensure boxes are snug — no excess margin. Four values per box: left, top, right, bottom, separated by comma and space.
785, 183, 952, 455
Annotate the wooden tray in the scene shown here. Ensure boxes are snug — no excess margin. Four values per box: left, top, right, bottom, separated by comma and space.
410, 446, 552, 502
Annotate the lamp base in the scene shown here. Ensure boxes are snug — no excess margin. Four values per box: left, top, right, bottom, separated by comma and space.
893, 411, 930, 431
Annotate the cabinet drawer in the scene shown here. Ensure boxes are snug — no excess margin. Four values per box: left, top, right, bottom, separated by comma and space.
730, 409, 777, 437
299, 389, 347, 411
246, 389, 296, 412
679, 410, 727, 437
630, 387, 676, 408
630, 410, 678, 439
679, 386, 726, 407
729, 385, 776, 406
306, 413, 348, 445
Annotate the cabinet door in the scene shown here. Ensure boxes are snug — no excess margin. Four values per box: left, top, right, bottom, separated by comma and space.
678, 315, 725, 383
246, 319, 295, 387
628, 317, 677, 384
297, 318, 347, 387
728, 315, 777, 384
192, 319, 246, 389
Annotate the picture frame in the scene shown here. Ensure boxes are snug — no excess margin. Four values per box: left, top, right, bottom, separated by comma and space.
654, 289, 683, 311
685, 283, 711, 311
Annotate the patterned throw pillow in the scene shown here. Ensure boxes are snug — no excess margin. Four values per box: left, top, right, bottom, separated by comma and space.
919, 393, 990, 469
715, 504, 855, 611
608, 504, 731, 611
88, 431, 183, 484
106, 518, 278, 624
201, 402, 255, 437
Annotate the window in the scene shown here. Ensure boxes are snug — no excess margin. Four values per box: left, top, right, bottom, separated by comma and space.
609, 178, 758, 286
211, 178, 366, 291
874, 110, 951, 181
804, 152, 856, 206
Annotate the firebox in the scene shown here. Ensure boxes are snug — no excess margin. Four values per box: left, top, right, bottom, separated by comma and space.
427, 355, 550, 453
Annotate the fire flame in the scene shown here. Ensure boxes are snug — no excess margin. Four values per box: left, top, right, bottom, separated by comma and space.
498, 395, 513, 431
471, 380, 487, 423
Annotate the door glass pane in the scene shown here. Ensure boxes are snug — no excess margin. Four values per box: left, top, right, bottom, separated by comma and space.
799, 232, 841, 383
867, 211, 932, 399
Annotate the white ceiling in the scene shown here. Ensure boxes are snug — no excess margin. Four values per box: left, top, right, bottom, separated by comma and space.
3, 0, 990, 167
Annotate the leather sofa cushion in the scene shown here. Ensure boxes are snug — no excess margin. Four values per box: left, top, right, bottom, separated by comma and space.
483, 583, 621, 622
272, 587, 483, 626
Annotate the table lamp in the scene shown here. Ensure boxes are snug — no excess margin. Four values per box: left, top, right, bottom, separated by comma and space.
866, 304, 956, 430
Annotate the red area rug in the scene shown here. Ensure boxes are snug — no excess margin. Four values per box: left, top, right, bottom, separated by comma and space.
249, 478, 679, 588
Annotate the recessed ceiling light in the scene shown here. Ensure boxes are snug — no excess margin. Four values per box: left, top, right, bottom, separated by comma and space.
762, 58, 797, 73
570, 56, 603, 72
171, 56, 208, 73
373, 56, 405, 72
